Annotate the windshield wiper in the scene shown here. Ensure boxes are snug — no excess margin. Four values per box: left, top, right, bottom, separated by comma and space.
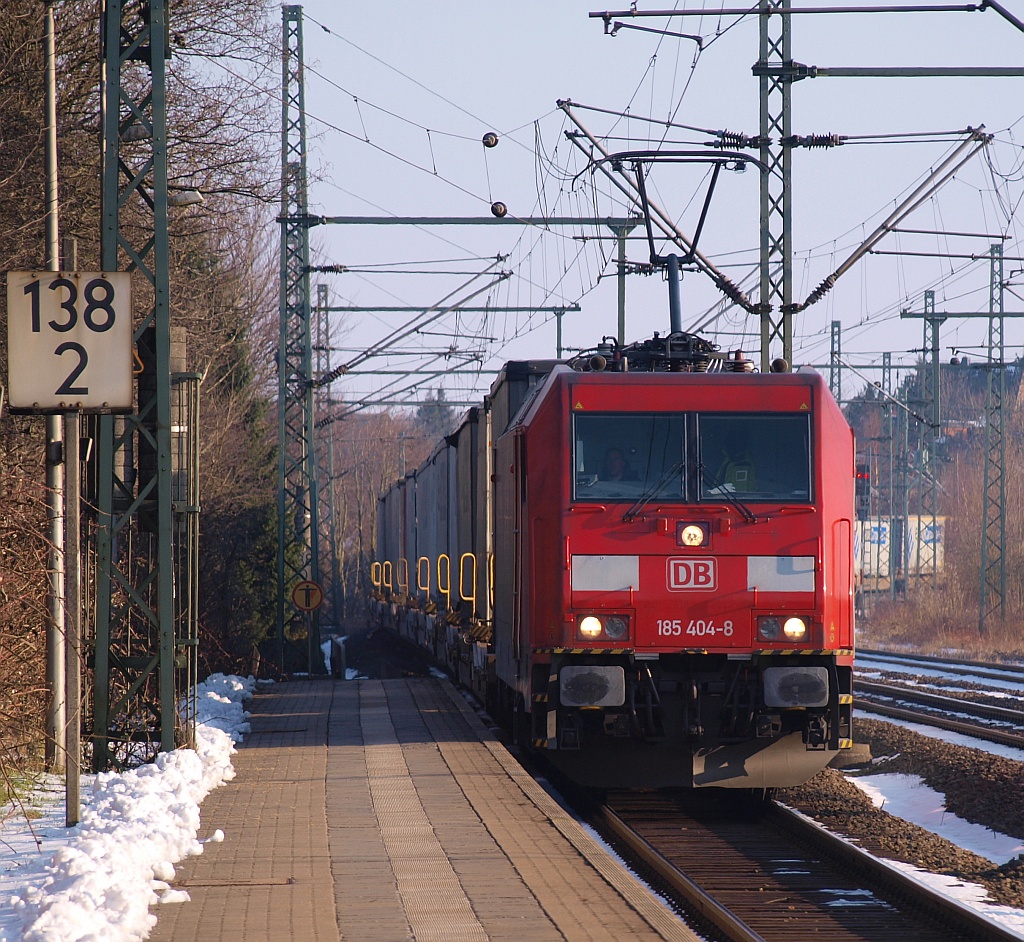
699, 462, 758, 524
623, 459, 685, 522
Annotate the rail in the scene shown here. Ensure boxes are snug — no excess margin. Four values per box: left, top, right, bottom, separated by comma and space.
858, 648, 1024, 681
594, 804, 767, 942
856, 679, 1024, 725
856, 697, 1024, 750
594, 794, 1022, 942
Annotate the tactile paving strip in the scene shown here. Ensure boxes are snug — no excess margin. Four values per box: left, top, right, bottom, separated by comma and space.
359, 686, 489, 942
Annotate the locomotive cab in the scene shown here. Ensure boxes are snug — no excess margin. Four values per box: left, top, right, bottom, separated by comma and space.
491, 345, 854, 789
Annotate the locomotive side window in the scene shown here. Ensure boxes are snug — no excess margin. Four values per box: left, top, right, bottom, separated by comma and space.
573, 413, 686, 501
698, 413, 812, 502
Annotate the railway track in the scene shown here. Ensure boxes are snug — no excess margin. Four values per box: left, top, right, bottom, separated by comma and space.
854, 680, 1024, 748
857, 649, 1024, 681
593, 791, 1020, 942
855, 648, 1024, 749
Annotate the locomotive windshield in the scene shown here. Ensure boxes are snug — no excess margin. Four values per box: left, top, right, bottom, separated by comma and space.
572, 411, 811, 502
698, 413, 811, 502
573, 413, 685, 500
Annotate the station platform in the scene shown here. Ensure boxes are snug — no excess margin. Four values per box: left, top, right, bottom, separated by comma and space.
148, 676, 699, 942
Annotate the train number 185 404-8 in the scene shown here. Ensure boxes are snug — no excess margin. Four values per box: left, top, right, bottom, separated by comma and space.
657, 618, 734, 637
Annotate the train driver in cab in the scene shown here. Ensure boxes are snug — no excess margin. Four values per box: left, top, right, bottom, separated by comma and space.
716, 434, 757, 492
600, 447, 639, 482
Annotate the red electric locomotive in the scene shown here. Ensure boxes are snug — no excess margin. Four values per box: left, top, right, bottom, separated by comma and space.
372, 331, 854, 791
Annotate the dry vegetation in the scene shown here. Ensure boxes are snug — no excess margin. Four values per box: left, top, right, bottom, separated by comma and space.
0, 2, 424, 781
849, 361, 1024, 659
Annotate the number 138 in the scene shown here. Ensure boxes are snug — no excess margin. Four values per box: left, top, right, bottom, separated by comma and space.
24, 277, 117, 333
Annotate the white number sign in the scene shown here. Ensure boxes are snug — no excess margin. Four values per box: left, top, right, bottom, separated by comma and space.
6, 271, 132, 412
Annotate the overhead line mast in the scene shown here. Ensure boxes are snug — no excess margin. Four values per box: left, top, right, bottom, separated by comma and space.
899, 252, 1022, 632
758, 0, 793, 371
94, 0, 198, 769
278, 5, 321, 672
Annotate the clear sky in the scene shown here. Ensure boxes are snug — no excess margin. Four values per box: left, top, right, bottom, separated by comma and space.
287, 2, 1024, 409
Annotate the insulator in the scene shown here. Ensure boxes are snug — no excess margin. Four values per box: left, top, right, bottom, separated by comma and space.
482, 132, 499, 148
728, 350, 755, 372
805, 273, 837, 307
717, 130, 748, 148
784, 134, 845, 149
490, 201, 507, 218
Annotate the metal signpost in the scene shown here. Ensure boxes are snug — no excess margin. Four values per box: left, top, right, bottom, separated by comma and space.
6, 269, 131, 827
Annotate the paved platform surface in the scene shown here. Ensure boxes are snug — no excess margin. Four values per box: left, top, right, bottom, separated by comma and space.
149, 677, 699, 942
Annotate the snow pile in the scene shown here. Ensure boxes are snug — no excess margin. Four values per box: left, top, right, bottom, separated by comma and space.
850, 772, 1024, 865
191, 673, 254, 746
2, 674, 255, 942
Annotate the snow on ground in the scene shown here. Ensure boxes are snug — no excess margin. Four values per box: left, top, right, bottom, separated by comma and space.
837, 715, 1024, 938
0, 674, 255, 942
855, 655, 1024, 696
849, 772, 1024, 864
2, 674, 1024, 940
884, 862, 1024, 938
874, 715, 1024, 764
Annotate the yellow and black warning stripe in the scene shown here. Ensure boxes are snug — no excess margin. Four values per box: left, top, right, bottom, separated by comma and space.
534, 647, 632, 655
753, 648, 853, 656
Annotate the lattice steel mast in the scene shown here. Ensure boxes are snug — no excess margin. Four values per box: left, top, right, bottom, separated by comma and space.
758, 0, 793, 370
94, 0, 195, 768
980, 244, 1006, 633
919, 291, 942, 587
898, 290, 943, 587
277, 5, 320, 669
315, 284, 339, 633
897, 252, 1014, 629
829, 320, 841, 403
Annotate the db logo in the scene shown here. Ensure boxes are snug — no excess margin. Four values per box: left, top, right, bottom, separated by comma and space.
667, 558, 717, 591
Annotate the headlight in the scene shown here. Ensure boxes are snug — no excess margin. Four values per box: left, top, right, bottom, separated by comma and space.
605, 616, 628, 640
758, 615, 810, 642
677, 522, 709, 547
783, 617, 808, 641
576, 614, 630, 642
